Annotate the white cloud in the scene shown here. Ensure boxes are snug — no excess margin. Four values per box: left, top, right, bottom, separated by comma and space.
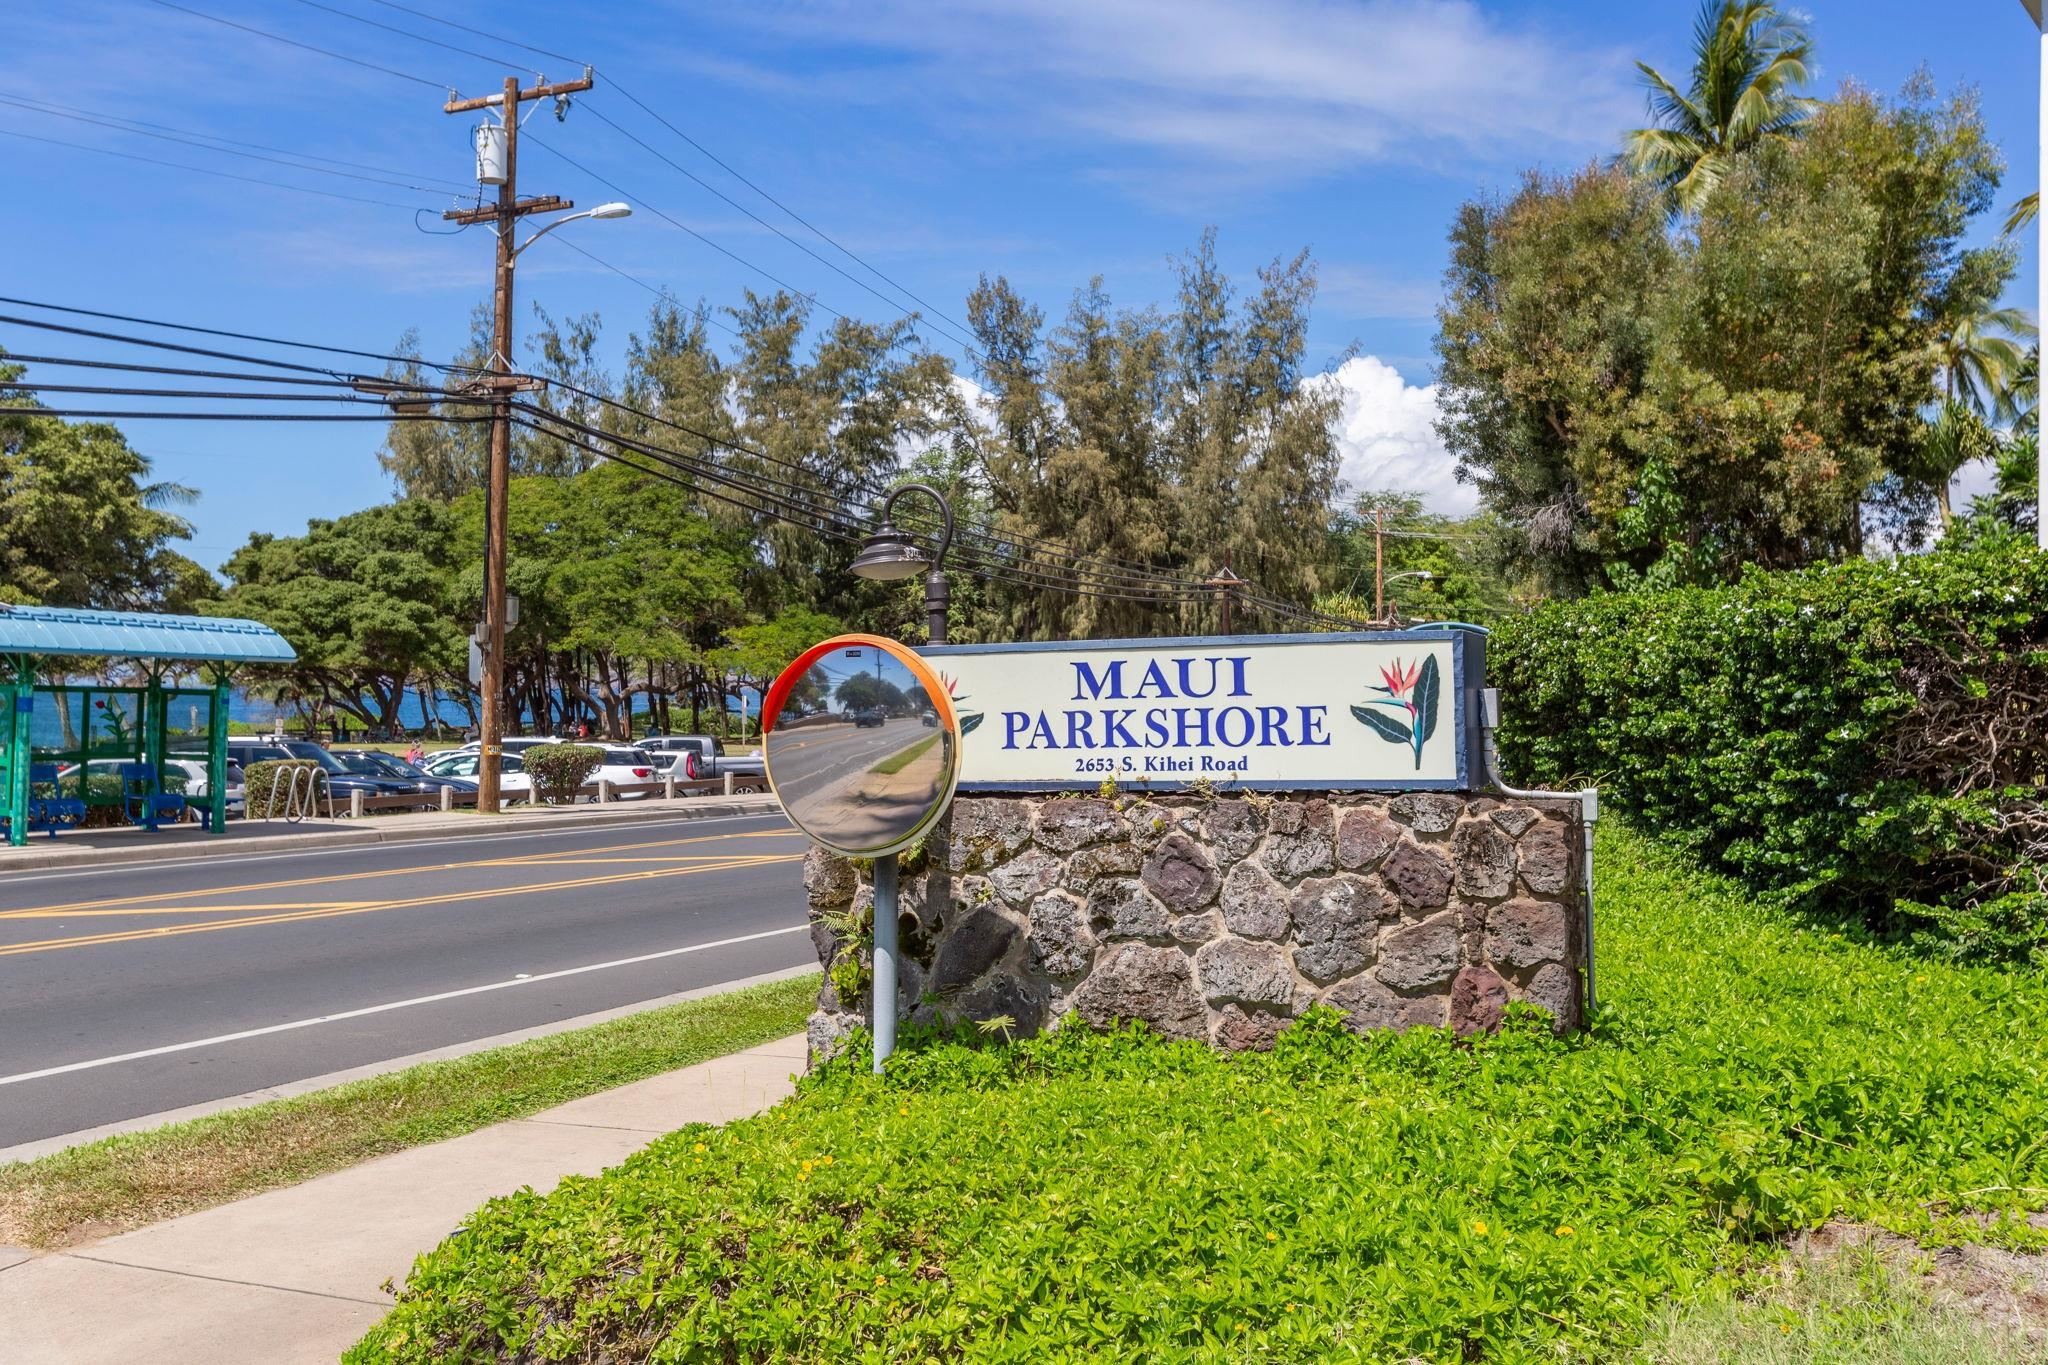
741, 0, 1635, 183
1313, 356, 1472, 516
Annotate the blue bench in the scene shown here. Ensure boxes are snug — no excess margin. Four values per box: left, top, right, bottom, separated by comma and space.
119, 762, 186, 831
25, 763, 87, 837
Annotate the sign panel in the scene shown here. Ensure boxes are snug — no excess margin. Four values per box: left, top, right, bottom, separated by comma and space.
923, 630, 1483, 791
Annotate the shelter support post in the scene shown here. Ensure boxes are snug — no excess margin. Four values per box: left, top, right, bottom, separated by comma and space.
208, 672, 230, 834
5, 659, 30, 847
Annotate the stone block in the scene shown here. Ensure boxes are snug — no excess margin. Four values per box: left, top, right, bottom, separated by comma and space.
1142, 832, 1220, 911
1032, 798, 1126, 852
1452, 819, 1517, 899
1521, 961, 1580, 1032
1375, 910, 1461, 992
1213, 1003, 1287, 1051
1260, 799, 1335, 880
1201, 799, 1265, 861
1384, 839, 1453, 910
1321, 975, 1447, 1034
1485, 897, 1570, 969
1062, 840, 1143, 889
1070, 943, 1208, 1041
1194, 937, 1297, 1009
1488, 805, 1540, 838
1390, 792, 1461, 834
929, 904, 1022, 993
1027, 891, 1094, 978
989, 847, 1063, 906
1171, 910, 1222, 944
1088, 878, 1173, 941
1335, 805, 1399, 870
1290, 874, 1383, 982
1449, 964, 1510, 1036
954, 973, 1049, 1038
1219, 862, 1290, 940
804, 846, 857, 909
1519, 819, 1576, 895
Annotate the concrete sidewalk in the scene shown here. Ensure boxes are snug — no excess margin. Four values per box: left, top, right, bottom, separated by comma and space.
0, 1034, 808, 1364
0, 793, 782, 873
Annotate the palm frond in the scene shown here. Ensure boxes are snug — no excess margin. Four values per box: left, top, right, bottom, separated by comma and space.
2004, 191, 2039, 238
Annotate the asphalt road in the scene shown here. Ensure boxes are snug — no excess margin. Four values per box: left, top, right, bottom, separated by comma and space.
0, 812, 814, 1148
768, 716, 949, 845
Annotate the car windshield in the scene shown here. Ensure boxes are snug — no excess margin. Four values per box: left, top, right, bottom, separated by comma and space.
281, 742, 352, 774
335, 753, 388, 776
376, 755, 428, 778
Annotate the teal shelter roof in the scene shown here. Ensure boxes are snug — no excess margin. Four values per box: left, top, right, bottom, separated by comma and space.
0, 605, 296, 664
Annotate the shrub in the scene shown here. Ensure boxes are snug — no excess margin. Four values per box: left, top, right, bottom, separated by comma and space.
240, 760, 325, 817
522, 743, 602, 805
350, 822, 2048, 1364
1489, 540, 2048, 963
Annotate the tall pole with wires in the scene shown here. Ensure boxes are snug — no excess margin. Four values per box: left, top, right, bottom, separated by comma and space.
442, 68, 592, 812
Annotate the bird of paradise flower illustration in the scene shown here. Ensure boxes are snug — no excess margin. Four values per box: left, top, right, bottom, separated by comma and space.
1350, 655, 1440, 770
938, 673, 983, 735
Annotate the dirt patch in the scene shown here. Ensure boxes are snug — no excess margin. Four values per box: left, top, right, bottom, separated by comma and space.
1800, 1219, 2048, 1351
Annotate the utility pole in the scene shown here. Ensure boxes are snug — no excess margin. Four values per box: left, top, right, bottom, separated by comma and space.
1372, 506, 1387, 624
442, 70, 592, 812
1203, 560, 1243, 636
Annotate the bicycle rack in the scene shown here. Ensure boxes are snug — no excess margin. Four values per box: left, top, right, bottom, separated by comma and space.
262, 766, 333, 823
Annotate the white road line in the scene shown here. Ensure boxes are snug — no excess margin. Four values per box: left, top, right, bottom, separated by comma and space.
0, 924, 811, 1088
0, 811, 795, 887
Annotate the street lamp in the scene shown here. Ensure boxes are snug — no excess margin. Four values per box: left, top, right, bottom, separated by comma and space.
514, 201, 631, 258
851, 482, 954, 645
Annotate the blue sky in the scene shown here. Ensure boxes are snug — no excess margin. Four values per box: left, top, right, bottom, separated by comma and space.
3, 0, 2039, 568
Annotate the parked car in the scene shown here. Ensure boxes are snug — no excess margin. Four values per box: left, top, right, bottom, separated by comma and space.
640, 734, 767, 785
226, 737, 417, 805
441, 735, 561, 757
853, 708, 886, 729
419, 748, 534, 798
331, 748, 478, 795
54, 757, 245, 818
587, 747, 658, 800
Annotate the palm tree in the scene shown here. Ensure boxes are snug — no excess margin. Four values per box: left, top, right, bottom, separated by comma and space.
2004, 192, 2037, 238
1907, 400, 1995, 531
1624, 1, 1818, 214
1931, 302, 2036, 422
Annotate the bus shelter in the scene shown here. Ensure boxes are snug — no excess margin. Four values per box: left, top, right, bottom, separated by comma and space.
0, 605, 297, 846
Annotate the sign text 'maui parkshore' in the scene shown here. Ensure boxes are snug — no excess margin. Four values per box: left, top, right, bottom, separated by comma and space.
923, 632, 1478, 792
1000, 655, 1332, 772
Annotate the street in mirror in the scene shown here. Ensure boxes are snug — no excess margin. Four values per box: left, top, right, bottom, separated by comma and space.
762, 634, 960, 857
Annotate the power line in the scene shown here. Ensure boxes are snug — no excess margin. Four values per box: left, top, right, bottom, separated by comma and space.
282, 0, 542, 77
0, 126, 434, 211
145, 0, 448, 91
0, 296, 481, 375
579, 100, 987, 363
0, 92, 476, 195
361, 0, 583, 67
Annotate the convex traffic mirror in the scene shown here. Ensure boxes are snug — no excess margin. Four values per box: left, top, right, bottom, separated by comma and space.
762, 634, 960, 857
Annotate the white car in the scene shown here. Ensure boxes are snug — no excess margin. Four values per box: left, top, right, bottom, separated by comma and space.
587, 747, 658, 800
420, 749, 534, 799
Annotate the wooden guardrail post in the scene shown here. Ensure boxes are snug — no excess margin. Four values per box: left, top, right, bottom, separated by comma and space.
350, 789, 366, 820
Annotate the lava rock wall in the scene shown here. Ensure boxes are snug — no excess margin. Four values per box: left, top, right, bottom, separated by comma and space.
803, 792, 1584, 1060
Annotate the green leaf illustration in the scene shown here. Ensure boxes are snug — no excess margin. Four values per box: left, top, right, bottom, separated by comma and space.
1415, 656, 1441, 745
958, 712, 983, 736
1351, 705, 1413, 745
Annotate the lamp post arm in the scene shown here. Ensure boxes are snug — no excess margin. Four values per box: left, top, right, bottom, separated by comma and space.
881, 481, 954, 569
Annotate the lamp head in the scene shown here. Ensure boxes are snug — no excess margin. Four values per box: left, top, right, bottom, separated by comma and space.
588, 201, 633, 220
849, 522, 929, 581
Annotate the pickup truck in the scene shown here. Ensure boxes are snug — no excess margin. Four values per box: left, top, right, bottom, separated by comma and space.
639, 735, 767, 790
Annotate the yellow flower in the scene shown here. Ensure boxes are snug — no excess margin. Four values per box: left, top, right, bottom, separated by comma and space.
1915, 974, 1927, 982
821, 1155, 834, 1166
797, 1172, 809, 1182
801, 1160, 814, 1172
1260, 1107, 1272, 1115
1266, 1232, 1279, 1242
1555, 1226, 1575, 1237
874, 1275, 887, 1286
898, 1105, 910, 1116
1471, 1221, 1488, 1235
692, 1142, 708, 1154
1285, 1304, 1296, 1313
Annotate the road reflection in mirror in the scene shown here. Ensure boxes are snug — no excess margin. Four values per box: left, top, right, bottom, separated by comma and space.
762, 635, 959, 858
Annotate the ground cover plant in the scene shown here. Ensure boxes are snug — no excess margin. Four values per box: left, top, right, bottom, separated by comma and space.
1491, 539, 2048, 963
0, 973, 817, 1250
352, 822, 2048, 1363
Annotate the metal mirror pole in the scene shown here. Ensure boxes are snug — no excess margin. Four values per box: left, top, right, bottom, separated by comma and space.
871, 852, 899, 1073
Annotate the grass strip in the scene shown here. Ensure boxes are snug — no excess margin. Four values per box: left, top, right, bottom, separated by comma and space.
0, 971, 818, 1250
867, 733, 940, 775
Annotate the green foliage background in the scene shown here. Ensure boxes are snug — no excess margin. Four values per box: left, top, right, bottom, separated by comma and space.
1491, 540, 2048, 962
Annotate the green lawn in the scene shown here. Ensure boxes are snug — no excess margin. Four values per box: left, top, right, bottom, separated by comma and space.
0, 974, 818, 1250
351, 823, 2047, 1363
868, 732, 940, 775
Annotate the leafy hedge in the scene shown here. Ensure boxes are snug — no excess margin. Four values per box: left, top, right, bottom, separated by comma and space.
350, 822, 2048, 1363
523, 744, 602, 805
1489, 540, 2048, 962
241, 759, 325, 818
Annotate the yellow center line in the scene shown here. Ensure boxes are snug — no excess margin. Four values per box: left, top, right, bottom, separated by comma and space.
0, 827, 805, 921
0, 854, 804, 957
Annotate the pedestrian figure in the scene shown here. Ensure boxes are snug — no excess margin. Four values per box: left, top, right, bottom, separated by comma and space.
406, 741, 424, 766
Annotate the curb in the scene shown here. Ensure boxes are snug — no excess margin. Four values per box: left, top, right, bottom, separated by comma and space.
0, 797, 784, 873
